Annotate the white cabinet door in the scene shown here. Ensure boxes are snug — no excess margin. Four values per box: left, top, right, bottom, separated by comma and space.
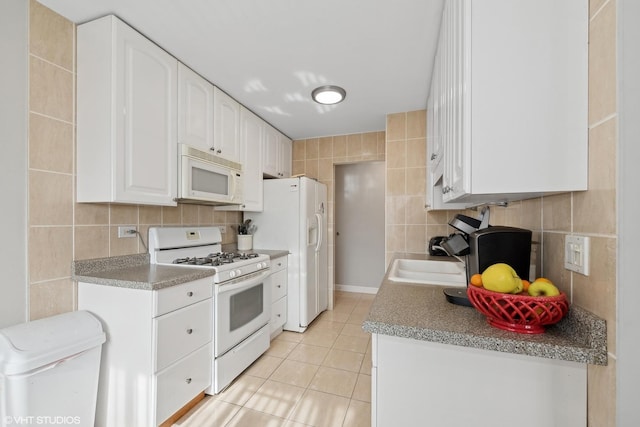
427, 0, 587, 208
177, 64, 214, 152
262, 126, 291, 179
373, 333, 586, 427
239, 108, 264, 211
213, 86, 240, 162
262, 125, 280, 178
279, 135, 292, 178
77, 15, 178, 206
217, 107, 264, 212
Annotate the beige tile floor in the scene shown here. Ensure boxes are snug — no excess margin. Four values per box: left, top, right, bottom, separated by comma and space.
174, 291, 374, 427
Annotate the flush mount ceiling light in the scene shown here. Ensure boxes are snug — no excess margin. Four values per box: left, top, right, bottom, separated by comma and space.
311, 85, 346, 105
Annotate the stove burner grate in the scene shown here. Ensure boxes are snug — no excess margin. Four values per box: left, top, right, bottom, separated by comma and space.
172, 252, 260, 267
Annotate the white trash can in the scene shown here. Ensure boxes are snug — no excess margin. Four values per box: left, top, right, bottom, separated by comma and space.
0, 311, 106, 427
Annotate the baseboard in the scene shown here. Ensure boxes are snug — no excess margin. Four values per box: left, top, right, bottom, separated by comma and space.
335, 284, 379, 294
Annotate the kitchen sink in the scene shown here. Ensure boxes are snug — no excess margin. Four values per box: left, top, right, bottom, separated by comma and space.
387, 258, 466, 287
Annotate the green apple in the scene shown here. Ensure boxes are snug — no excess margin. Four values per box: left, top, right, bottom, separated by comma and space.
527, 280, 560, 297
481, 263, 521, 294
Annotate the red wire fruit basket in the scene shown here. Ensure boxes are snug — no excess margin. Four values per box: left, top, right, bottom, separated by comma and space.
467, 285, 569, 334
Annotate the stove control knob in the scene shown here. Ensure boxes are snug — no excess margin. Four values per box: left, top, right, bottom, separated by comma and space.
235, 269, 242, 277
256, 262, 263, 269
229, 270, 236, 278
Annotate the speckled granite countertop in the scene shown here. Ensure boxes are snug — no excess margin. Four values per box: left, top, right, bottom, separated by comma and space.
72, 254, 215, 291
253, 249, 289, 259
363, 253, 607, 366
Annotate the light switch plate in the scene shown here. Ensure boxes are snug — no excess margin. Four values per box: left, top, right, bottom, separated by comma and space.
219, 226, 227, 234
564, 235, 590, 276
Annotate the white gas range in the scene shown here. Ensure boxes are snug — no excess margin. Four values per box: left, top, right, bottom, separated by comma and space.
148, 226, 271, 394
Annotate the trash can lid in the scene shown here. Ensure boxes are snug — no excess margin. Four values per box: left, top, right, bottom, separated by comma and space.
0, 310, 106, 375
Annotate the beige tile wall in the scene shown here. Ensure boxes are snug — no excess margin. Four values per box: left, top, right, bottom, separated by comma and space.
27, 1, 241, 321
571, 0, 617, 424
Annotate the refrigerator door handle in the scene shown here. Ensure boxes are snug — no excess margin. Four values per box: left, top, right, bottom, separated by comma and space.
314, 213, 323, 252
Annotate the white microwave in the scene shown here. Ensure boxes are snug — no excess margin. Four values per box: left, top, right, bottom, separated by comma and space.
177, 144, 243, 205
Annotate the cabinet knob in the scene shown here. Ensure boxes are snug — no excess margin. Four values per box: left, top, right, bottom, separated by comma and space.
186, 328, 193, 334
430, 153, 437, 160
187, 291, 194, 297
277, 262, 282, 266
185, 378, 192, 384
277, 285, 281, 288
210, 147, 216, 151
217, 149, 222, 154
276, 314, 281, 317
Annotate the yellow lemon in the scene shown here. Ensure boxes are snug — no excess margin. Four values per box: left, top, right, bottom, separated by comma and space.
481, 263, 521, 294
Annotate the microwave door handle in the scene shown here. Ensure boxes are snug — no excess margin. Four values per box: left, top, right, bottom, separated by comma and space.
232, 171, 240, 200
215, 270, 270, 295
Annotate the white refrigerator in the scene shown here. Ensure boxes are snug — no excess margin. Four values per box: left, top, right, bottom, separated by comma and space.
246, 177, 328, 332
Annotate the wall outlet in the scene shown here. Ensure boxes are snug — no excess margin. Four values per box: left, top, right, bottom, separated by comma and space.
118, 226, 137, 238
564, 235, 590, 276
219, 226, 227, 234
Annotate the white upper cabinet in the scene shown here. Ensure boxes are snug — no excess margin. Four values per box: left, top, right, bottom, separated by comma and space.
427, 0, 588, 209
218, 107, 264, 212
262, 125, 280, 178
213, 87, 241, 162
177, 64, 214, 152
280, 135, 292, 178
77, 15, 178, 206
263, 126, 292, 179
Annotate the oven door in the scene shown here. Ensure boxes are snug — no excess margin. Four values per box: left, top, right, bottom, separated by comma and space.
214, 269, 271, 357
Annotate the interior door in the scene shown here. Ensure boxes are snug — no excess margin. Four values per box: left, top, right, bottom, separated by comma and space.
335, 162, 385, 290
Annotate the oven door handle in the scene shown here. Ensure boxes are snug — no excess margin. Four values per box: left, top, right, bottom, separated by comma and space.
215, 269, 270, 295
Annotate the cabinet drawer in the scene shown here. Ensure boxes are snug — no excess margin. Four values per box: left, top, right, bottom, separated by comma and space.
270, 270, 287, 302
154, 276, 213, 316
270, 296, 287, 333
155, 298, 212, 371
270, 256, 287, 273
156, 343, 211, 425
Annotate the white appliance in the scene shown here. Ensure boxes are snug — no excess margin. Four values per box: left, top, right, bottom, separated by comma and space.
148, 226, 270, 393
245, 177, 328, 333
176, 144, 243, 205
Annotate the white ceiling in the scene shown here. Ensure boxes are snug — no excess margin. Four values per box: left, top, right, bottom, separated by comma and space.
37, 0, 444, 140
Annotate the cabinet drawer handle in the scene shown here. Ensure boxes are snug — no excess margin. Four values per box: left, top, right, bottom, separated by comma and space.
186, 328, 193, 334
185, 378, 192, 384
187, 291, 193, 297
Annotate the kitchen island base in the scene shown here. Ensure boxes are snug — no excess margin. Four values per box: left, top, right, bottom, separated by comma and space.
372, 334, 586, 427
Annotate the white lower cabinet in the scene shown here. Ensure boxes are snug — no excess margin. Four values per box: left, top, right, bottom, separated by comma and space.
78, 278, 213, 427
371, 333, 587, 427
268, 256, 288, 338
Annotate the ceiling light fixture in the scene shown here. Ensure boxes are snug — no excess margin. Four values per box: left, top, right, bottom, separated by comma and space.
311, 85, 346, 105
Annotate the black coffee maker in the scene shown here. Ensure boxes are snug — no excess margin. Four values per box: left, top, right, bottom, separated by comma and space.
440, 209, 532, 307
